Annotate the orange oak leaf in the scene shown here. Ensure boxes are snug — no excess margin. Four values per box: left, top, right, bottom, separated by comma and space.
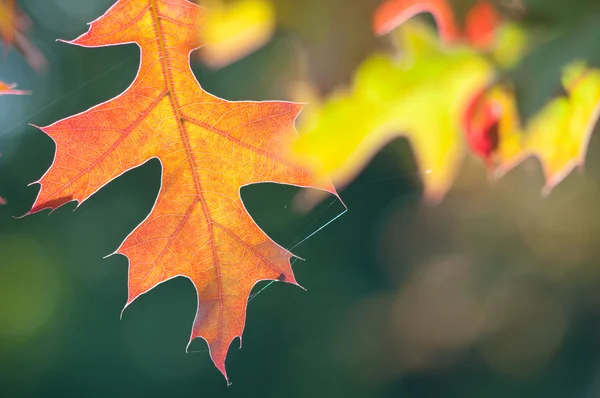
373, 0, 500, 48
26, 0, 336, 382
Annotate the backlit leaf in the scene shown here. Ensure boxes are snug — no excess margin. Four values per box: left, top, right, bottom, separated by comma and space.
26, 0, 336, 382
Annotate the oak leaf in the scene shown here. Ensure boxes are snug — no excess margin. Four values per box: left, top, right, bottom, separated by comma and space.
521, 64, 600, 191
291, 21, 492, 202
290, 0, 525, 203
27, 0, 336, 382
472, 63, 600, 193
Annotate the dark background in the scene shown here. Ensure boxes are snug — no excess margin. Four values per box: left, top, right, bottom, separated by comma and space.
3, 0, 600, 396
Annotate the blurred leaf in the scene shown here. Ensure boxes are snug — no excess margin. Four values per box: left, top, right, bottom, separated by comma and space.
463, 86, 503, 166
197, 0, 275, 68
466, 61, 600, 193
290, 0, 527, 204
373, 0, 461, 39
490, 22, 527, 68
291, 21, 493, 203
0, 0, 46, 72
0, 79, 28, 95
498, 62, 600, 193
0, 0, 15, 51
373, 0, 500, 49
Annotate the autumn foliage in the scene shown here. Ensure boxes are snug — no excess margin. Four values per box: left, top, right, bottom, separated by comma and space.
26, 0, 335, 381
1, 0, 600, 387
290, 0, 600, 203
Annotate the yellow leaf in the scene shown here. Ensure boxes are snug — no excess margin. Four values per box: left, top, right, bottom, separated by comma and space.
499, 62, 600, 193
197, 0, 275, 68
291, 21, 492, 202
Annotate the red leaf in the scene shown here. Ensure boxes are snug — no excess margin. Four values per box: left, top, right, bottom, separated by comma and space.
373, 0, 460, 43
463, 87, 500, 165
373, 0, 501, 48
465, 1, 500, 49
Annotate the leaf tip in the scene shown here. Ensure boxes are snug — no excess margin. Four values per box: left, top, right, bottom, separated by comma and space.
188, 336, 231, 383
120, 301, 132, 321
209, 346, 231, 383
279, 270, 305, 290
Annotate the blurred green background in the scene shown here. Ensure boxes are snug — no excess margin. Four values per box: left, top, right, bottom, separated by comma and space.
4, 0, 600, 396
